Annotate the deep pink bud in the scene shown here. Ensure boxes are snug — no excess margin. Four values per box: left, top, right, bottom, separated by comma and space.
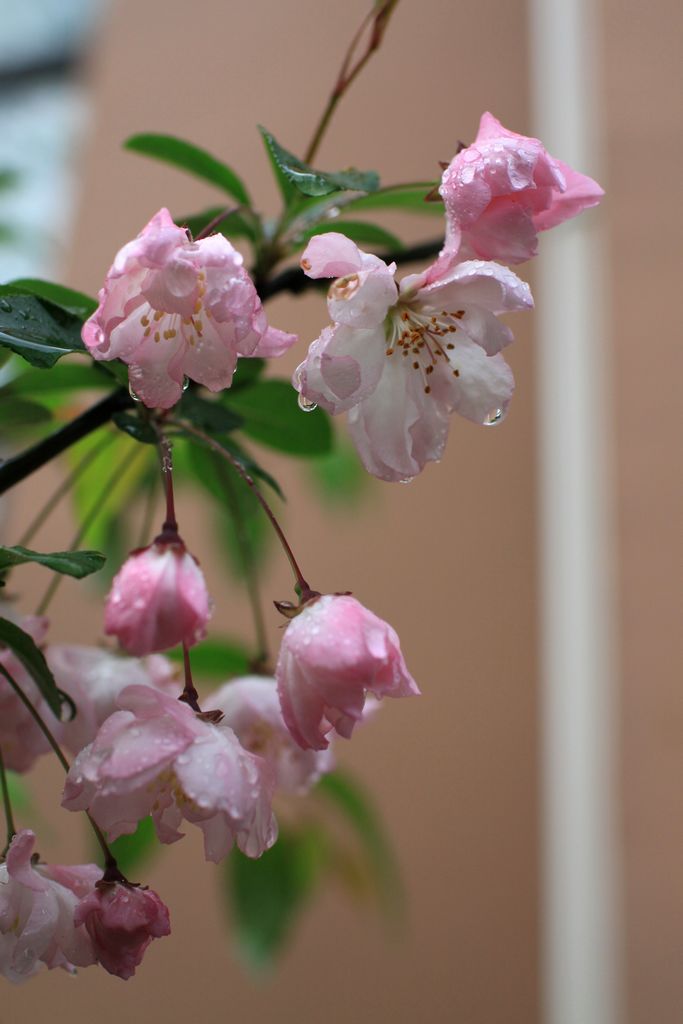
276, 594, 420, 750
74, 882, 170, 980
104, 540, 211, 656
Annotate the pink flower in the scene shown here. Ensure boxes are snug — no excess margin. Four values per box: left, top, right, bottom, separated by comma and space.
0, 830, 99, 982
275, 594, 419, 751
73, 882, 170, 980
440, 112, 604, 264
0, 615, 54, 773
62, 685, 277, 862
104, 539, 211, 656
211, 676, 334, 793
294, 232, 532, 481
48, 644, 176, 754
82, 208, 296, 409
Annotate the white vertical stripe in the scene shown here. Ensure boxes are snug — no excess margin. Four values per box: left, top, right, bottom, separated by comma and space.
528, 2, 621, 1023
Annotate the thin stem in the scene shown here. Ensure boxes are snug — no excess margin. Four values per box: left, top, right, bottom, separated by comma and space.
156, 435, 178, 537
0, 388, 132, 497
35, 444, 145, 616
169, 419, 314, 598
0, 745, 16, 853
18, 433, 116, 548
212, 455, 269, 670
179, 642, 201, 713
136, 476, 159, 549
303, 0, 400, 165
0, 663, 121, 877
194, 206, 241, 240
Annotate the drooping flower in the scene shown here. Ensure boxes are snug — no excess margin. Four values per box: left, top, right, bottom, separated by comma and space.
294, 232, 532, 481
439, 112, 604, 264
211, 676, 334, 793
0, 616, 54, 773
104, 539, 211, 656
62, 685, 277, 862
0, 830, 99, 982
82, 208, 296, 409
48, 644, 177, 755
73, 882, 170, 981
275, 594, 419, 751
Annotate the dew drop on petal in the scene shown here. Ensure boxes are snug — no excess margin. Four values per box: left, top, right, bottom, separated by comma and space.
297, 394, 317, 413
182, 376, 190, 392
483, 408, 503, 426
128, 382, 142, 402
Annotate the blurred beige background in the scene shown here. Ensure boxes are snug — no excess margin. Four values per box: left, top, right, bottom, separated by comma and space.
0, 1, 681, 1022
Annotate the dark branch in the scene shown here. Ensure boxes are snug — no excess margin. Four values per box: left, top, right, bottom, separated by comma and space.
0, 388, 132, 495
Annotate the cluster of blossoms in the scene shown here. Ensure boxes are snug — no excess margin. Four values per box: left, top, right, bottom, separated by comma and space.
1, 111, 601, 982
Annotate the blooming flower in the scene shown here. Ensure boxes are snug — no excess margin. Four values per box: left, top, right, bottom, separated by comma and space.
294, 232, 532, 481
73, 882, 170, 980
275, 594, 419, 751
211, 676, 334, 793
439, 112, 604, 264
48, 644, 176, 755
0, 616, 54, 773
62, 685, 277, 862
0, 830, 98, 982
82, 208, 296, 408
104, 539, 211, 656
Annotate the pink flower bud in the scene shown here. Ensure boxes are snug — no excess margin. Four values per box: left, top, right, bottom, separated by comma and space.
104, 541, 211, 656
276, 594, 420, 750
74, 882, 170, 980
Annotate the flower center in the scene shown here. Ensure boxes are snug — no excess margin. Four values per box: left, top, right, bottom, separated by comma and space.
384, 304, 464, 395
138, 271, 209, 346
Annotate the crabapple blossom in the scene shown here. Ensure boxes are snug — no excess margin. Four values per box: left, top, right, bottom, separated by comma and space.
0, 830, 99, 981
0, 616, 54, 773
440, 112, 604, 264
294, 232, 532, 481
211, 676, 334, 793
47, 644, 176, 755
62, 685, 277, 862
82, 208, 296, 408
74, 882, 170, 980
275, 594, 419, 751
104, 539, 211, 656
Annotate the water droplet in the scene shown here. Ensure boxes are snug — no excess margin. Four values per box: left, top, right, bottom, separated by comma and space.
398, 478, 413, 484
0, 299, 12, 313
181, 376, 190, 392
483, 408, 503, 426
297, 394, 317, 412
128, 381, 142, 402
18, 309, 30, 321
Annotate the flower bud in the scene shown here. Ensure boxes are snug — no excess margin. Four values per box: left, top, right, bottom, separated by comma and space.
104, 540, 211, 656
74, 882, 170, 980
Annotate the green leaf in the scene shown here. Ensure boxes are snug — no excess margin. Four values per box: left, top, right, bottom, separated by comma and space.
5, 362, 114, 394
0, 545, 105, 579
5, 771, 30, 811
228, 827, 324, 968
296, 219, 403, 251
112, 411, 158, 445
5, 279, 97, 319
230, 357, 265, 392
176, 391, 244, 435
306, 437, 369, 506
107, 817, 158, 878
227, 379, 333, 456
179, 207, 258, 244
0, 170, 19, 192
0, 617, 72, 720
341, 182, 443, 215
124, 133, 251, 207
167, 638, 251, 680
259, 127, 379, 200
0, 397, 52, 430
317, 770, 404, 919
0, 294, 86, 367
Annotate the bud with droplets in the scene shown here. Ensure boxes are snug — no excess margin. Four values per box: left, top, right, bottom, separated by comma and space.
104, 538, 211, 656
74, 881, 170, 980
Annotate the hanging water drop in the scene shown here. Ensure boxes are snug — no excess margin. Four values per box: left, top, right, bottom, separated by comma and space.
128, 381, 142, 402
297, 393, 317, 412
483, 408, 503, 426
181, 376, 190, 392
